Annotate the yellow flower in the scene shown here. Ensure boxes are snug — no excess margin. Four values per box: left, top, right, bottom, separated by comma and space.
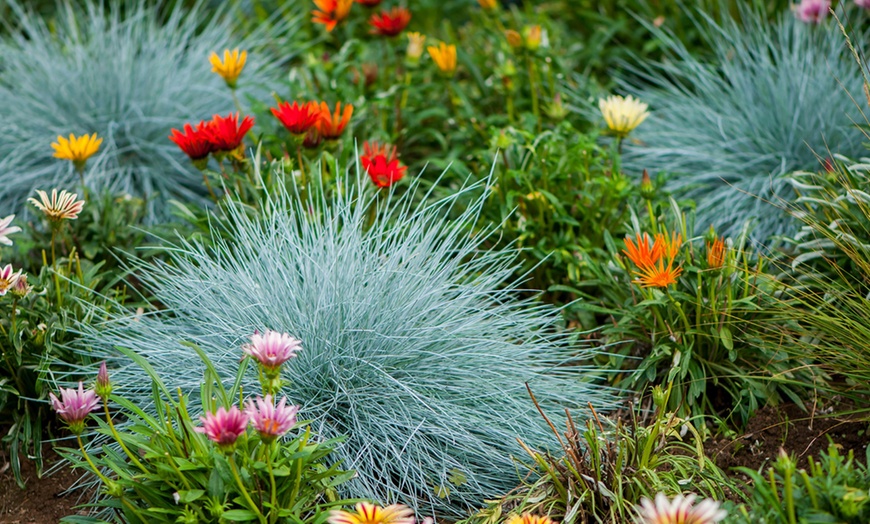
427, 42, 457, 77
477, 0, 498, 10
210, 48, 247, 89
406, 32, 426, 65
523, 25, 542, 50
327, 503, 415, 524
506, 514, 556, 524
51, 133, 102, 171
28, 189, 85, 222
598, 94, 650, 138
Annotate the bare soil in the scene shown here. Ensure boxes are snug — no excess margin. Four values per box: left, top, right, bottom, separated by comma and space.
0, 442, 85, 524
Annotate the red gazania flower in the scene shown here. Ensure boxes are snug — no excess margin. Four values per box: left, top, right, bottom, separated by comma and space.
361, 141, 407, 188
312, 0, 353, 32
271, 101, 321, 136
206, 112, 255, 152
317, 102, 353, 140
169, 121, 214, 161
356, 0, 382, 6
369, 7, 411, 37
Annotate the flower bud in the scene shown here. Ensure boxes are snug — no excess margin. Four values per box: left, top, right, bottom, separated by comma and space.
651, 385, 667, 409
523, 25, 542, 50
95, 361, 112, 400
504, 30, 523, 49
640, 169, 655, 200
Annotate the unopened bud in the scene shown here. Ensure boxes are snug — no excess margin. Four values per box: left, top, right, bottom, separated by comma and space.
640, 169, 655, 200
95, 361, 112, 399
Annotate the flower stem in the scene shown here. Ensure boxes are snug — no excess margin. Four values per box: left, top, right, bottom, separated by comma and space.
103, 402, 148, 474
229, 454, 267, 524
76, 434, 113, 486
267, 442, 278, 524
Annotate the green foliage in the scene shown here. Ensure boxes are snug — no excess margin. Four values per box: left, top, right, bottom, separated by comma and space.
459, 385, 732, 524
731, 442, 870, 523
57, 345, 352, 524
566, 200, 808, 424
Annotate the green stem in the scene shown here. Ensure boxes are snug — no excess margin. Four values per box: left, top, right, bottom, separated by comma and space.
645, 199, 658, 235
229, 454, 267, 524
526, 54, 541, 131
103, 402, 148, 474
76, 434, 113, 486
267, 442, 278, 524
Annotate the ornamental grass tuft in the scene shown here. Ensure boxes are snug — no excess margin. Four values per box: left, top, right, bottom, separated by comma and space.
621, 4, 867, 242
0, 0, 283, 222
77, 165, 616, 516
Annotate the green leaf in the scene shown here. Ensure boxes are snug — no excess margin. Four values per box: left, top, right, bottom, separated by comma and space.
176, 489, 205, 503
718, 326, 734, 350
222, 509, 259, 521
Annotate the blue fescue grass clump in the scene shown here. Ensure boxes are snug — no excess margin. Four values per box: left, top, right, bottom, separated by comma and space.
76, 165, 616, 516
0, 1, 279, 222
621, 5, 867, 242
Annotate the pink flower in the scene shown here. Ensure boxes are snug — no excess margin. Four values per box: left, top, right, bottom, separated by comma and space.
50, 382, 100, 435
242, 330, 302, 371
857, 0, 870, 8
795, 0, 830, 23
0, 215, 21, 246
196, 406, 248, 450
637, 493, 727, 524
0, 264, 22, 296
245, 394, 299, 441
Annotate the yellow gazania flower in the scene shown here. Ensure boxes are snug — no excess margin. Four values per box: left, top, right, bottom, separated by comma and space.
327, 502, 415, 524
51, 133, 102, 170
28, 189, 85, 222
506, 515, 556, 524
598, 94, 649, 138
406, 32, 426, 65
523, 25, 542, 50
477, 0, 498, 10
210, 48, 247, 89
427, 42, 457, 77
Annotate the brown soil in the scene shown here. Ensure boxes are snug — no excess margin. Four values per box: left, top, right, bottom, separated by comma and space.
0, 442, 85, 524
706, 403, 870, 475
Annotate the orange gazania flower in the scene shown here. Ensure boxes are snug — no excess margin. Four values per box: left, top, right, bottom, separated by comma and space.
427, 42, 457, 76
327, 502, 415, 524
361, 141, 407, 188
707, 238, 726, 269
317, 102, 353, 140
623, 231, 683, 288
369, 7, 411, 37
313, 0, 353, 32
271, 101, 321, 136
478, 0, 498, 10
623, 233, 661, 269
506, 515, 555, 524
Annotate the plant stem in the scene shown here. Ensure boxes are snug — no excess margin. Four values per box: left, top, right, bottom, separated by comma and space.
103, 402, 148, 474
526, 54, 541, 131
76, 434, 113, 486
229, 454, 267, 524
267, 442, 278, 524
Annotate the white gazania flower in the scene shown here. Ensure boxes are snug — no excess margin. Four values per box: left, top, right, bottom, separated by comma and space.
637, 493, 727, 524
0, 264, 22, 296
28, 189, 85, 221
0, 215, 22, 246
599, 94, 650, 138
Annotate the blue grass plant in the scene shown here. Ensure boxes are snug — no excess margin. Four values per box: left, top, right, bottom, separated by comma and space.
75, 164, 617, 517
0, 0, 284, 222
621, 4, 867, 242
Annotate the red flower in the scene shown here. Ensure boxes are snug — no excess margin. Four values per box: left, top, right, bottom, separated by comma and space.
271, 101, 321, 136
361, 141, 407, 188
356, 0, 381, 6
369, 7, 411, 37
317, 102, 353, 140
206, 113, 255, 152
169, 121, 214, 160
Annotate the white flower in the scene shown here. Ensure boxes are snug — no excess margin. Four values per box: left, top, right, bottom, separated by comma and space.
599, 94, 650, 137
0, 215, 21, 246
637, 493, 727, 524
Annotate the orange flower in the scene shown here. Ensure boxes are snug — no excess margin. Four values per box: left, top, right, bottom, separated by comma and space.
317, 101, 353, 140
427, 42, 457, 76
654, 231, 682, 261
623, 233, 661, 269
478, 0, 498, 9
312, 0, 353, 32
624, 231, 683, 289
634, 259, 682, 288
707, 238, 726, 268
